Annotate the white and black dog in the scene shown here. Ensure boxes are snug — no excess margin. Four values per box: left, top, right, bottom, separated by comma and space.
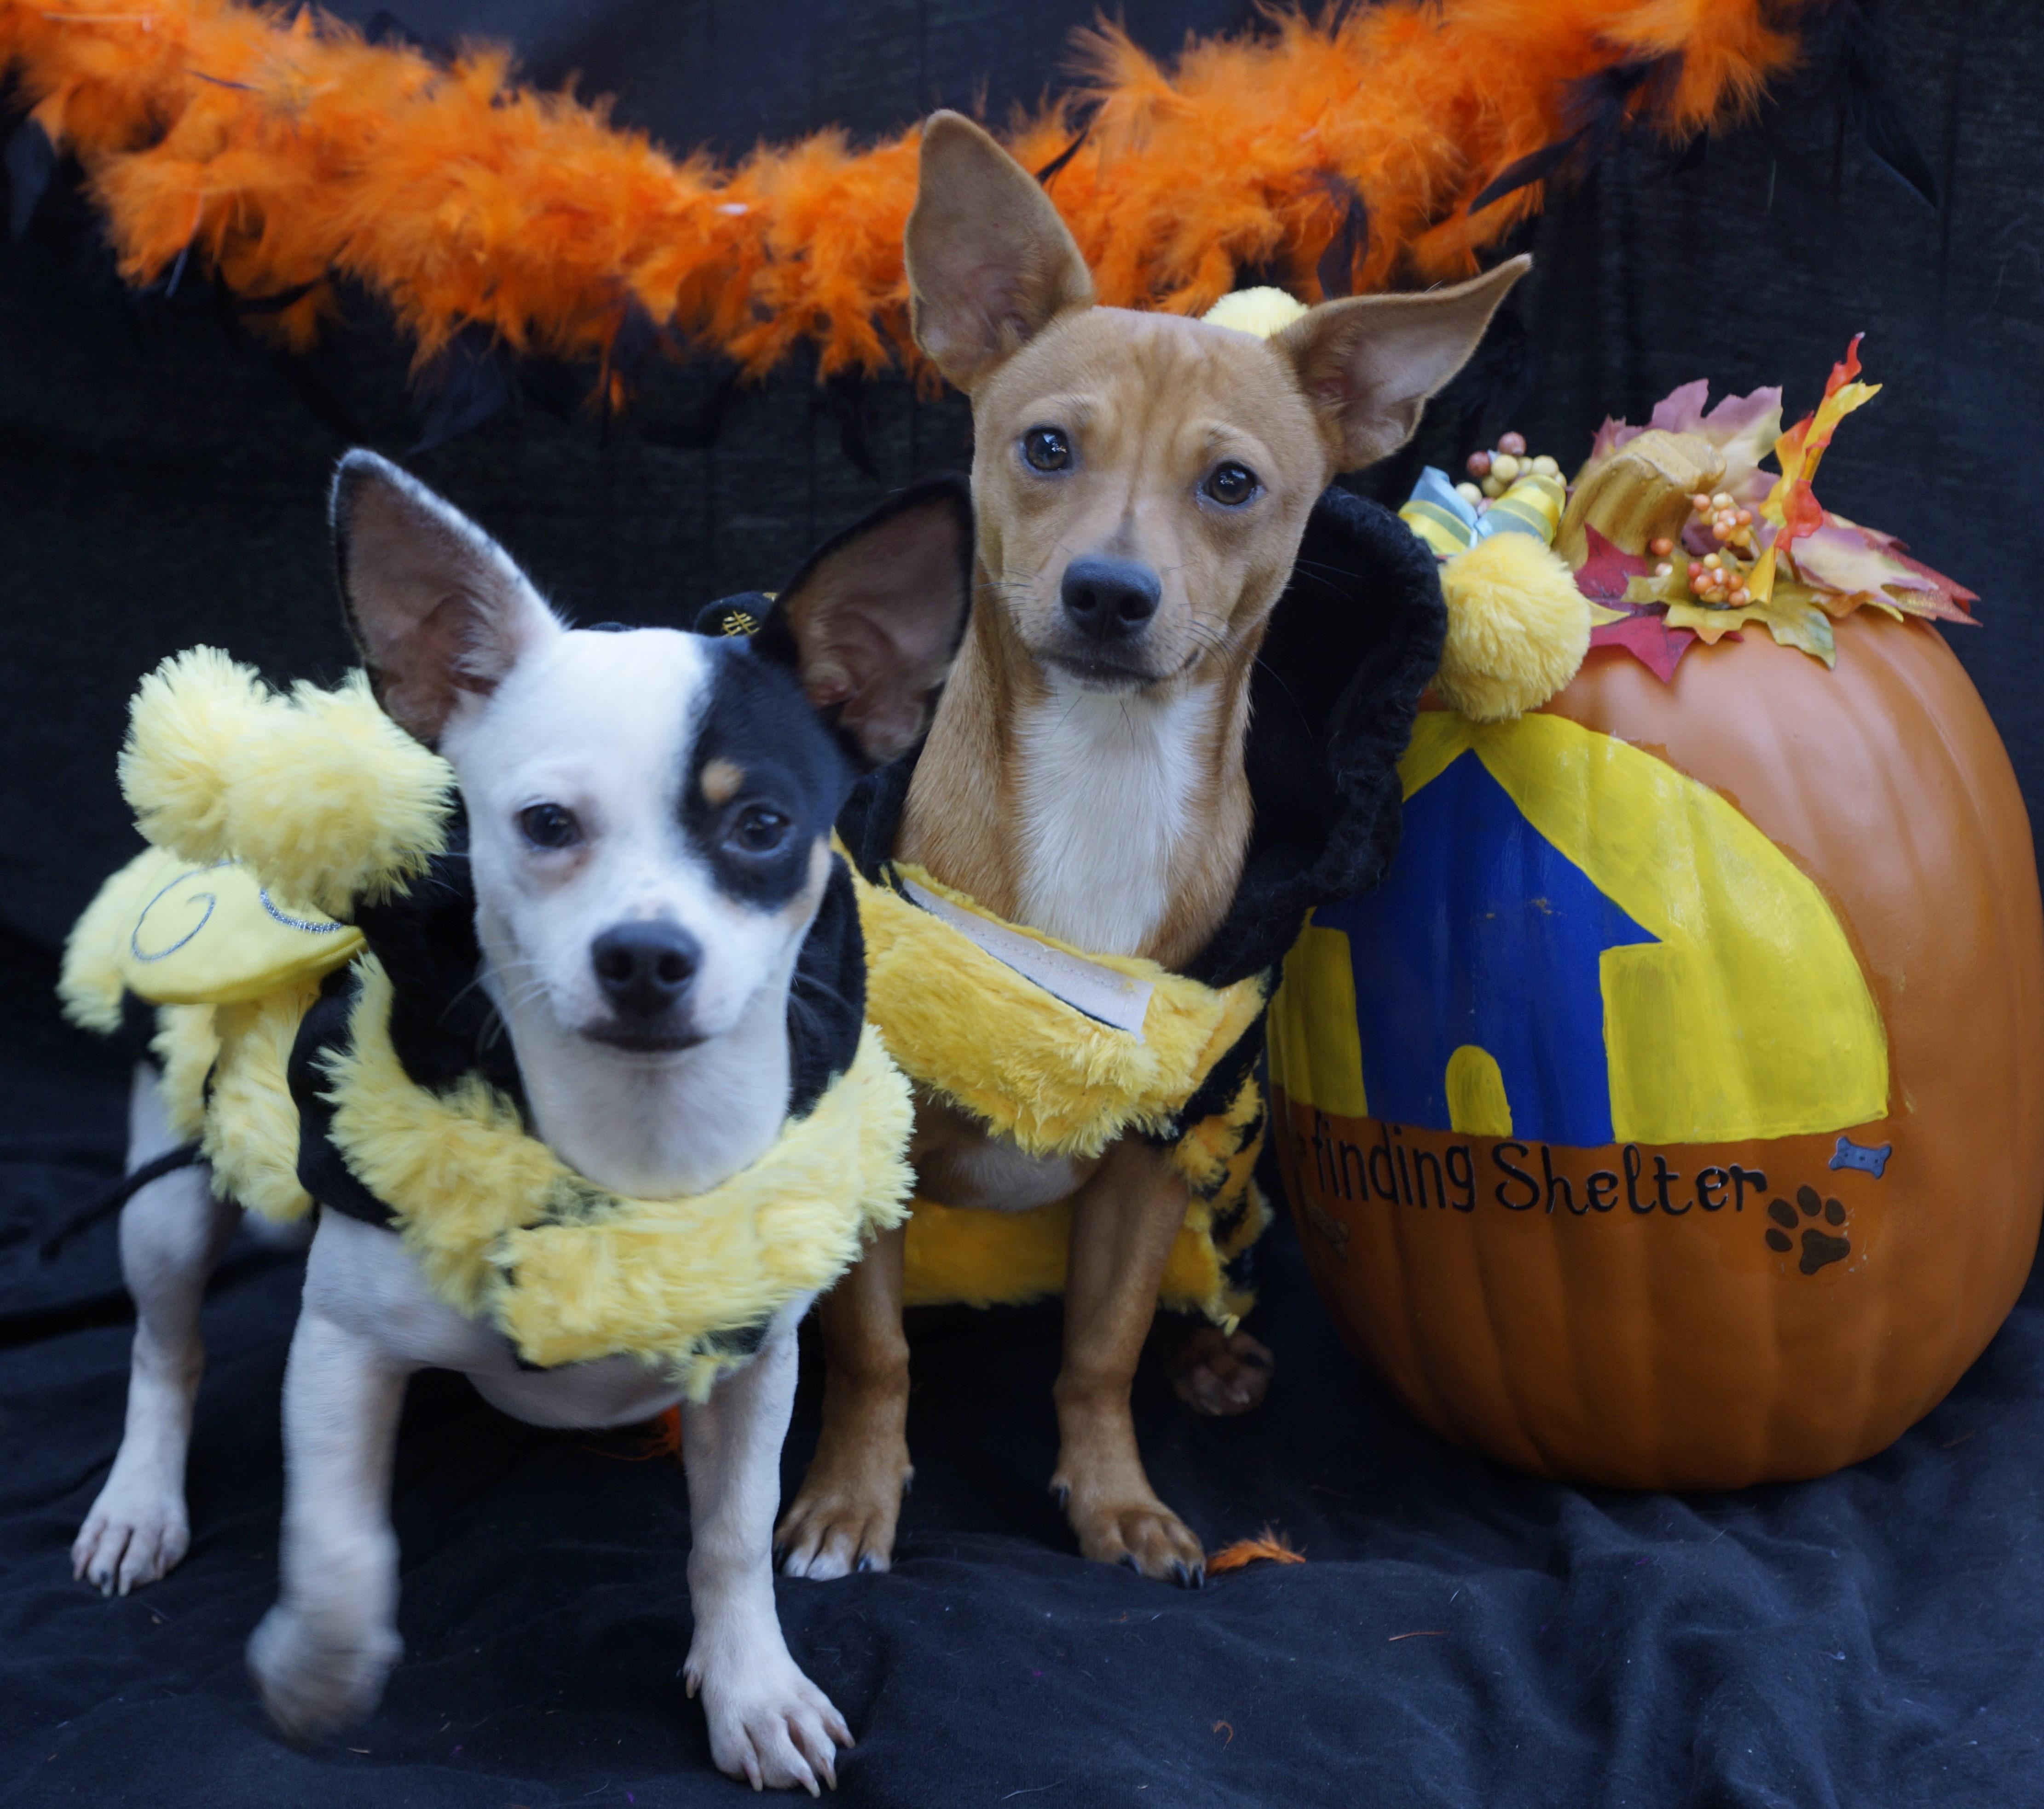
70, 452, 970, 1791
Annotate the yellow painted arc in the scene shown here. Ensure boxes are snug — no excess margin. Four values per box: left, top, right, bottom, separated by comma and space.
1390, 711, 1886, 1145
1445, 1044, 1513, 1136
1268, 922, 1368, 1118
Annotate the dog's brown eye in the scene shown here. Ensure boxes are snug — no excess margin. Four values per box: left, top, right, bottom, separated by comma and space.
520, 803, 580, 849
1203, 461, 1260, 506
1022, 426, 1072, 472
728, 805, 791, 856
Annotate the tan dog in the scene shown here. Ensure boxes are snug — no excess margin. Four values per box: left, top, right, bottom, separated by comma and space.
776, 113, 1526, 1584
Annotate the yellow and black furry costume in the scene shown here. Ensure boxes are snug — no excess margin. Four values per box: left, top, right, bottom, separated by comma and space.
705, 482, 1452, 1330
61, 652, 915, 1400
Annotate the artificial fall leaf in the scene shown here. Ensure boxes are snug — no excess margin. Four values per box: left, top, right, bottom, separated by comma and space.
1805, 516, 1979, 621
1769, 574, 1857, 621
1588, 611, 1703, 683
1586, 381, 1783, 506
1791, 521, 1941, 601
1573, 525, 1651, 602
1622, 564, 1694, 609
1667, 596, 1836, 666
1750, 335, 1881, 604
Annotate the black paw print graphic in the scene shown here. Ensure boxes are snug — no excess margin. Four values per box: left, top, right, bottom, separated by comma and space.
1766, 1184, 1849, 1273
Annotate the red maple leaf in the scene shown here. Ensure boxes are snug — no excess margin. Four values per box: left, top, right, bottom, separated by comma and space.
1588, 612, 1701, 683
1574, 527, 1651, 603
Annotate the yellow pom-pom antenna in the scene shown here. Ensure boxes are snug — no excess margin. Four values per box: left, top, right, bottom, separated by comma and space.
118, 647, 453, 918
1432, 534, 1591, 723
117, 646, 269, 867
1201, 287, 1309, 340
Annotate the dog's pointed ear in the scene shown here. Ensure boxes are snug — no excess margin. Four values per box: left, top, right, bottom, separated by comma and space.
330, 449, 562, 747
905, 111, 1094, 393
1272, 255, 1531, 472
760, 477, 974, 767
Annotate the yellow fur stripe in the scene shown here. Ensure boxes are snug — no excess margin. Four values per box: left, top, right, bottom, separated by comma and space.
153, 1004, 219, 1147
203, 983, 321, 1223
853, 861, 1266, 1158
900, 1074, 1271, 1326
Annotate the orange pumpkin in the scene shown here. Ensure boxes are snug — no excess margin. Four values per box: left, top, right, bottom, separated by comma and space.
1269, 611, 2044, 1490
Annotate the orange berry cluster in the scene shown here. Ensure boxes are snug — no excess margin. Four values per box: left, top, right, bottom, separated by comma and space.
1691, 490, 1755, 551
1687, 551, 1753, 607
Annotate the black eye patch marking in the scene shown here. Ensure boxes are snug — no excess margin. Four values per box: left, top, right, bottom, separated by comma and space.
681, 640, 855, 909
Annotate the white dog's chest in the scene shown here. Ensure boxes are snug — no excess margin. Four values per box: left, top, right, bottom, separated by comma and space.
1013, 679, 1217, 959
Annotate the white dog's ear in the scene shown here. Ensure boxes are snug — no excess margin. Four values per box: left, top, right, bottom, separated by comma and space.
905, 111, 1094, 393
330, 450, 562, 746
1272, 255, 1531, 472
764, 477, 974, 766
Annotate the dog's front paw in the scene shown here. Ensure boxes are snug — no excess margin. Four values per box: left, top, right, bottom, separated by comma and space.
247, 1602, 400, 1741
777, 1436, 911, 1581
73, 1474, 189, 1596
1056, 1481, 1207, 1587
687, 1649, 852, 1794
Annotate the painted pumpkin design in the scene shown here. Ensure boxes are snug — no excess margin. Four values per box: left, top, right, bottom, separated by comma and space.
1270, 613, 2044, 1490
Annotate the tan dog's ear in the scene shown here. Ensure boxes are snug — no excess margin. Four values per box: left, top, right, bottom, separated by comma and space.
905, 111, 1094, 393
768, 477, 975, 766
331, 449, 562, 746
1273, 254, 1531, 472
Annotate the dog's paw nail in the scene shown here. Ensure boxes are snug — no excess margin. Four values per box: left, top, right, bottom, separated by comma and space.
1120, 1552, 1140, 1573
1051, 1483, 1070, 1510
856, 1553, 876, 1574
1190, 1564, 1206, 1590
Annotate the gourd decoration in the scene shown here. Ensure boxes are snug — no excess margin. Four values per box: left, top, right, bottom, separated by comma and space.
1270, 342, 2044, 1491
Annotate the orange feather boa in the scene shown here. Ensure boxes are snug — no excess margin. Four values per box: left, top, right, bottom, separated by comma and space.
0, 0, 1822, 387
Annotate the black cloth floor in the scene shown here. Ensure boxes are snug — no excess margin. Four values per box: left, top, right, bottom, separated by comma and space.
0, 937, 2038, 1809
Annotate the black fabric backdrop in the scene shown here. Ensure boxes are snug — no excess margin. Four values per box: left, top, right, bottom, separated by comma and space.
4, 3, 2043, 1804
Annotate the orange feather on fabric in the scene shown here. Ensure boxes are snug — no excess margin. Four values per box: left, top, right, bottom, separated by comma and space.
0, 0, 1823, 390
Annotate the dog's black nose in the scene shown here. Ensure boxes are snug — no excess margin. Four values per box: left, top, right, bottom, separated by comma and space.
1061, 558, 1161, 640
591, 922, 700, 1015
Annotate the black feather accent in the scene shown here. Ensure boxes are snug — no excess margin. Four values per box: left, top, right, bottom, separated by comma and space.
1468, 58, 1674, 214
1666, 131, 1711, 179
1313, 175, 1368, 300
515, 355, 585, 422
593, 294, 662, 420
609, 295, 662, 377
231, 279, 322, 317
410, 325, 514, 452
1035, 105, 1099, 186
5, 117, 55, 242
827, 372, 880, 478
1468, 136, 1585, 214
